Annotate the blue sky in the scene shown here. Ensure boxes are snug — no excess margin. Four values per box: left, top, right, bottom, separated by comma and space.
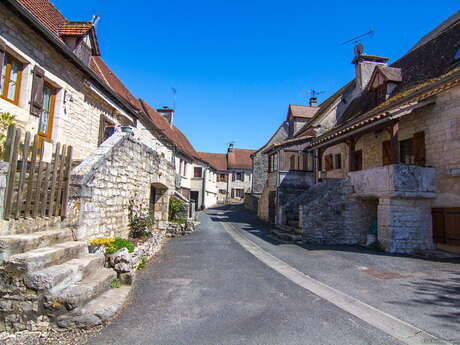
54, 0, 458, 153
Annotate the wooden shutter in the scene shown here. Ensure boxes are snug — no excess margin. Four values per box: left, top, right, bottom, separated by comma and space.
30, 66, 45, 117
0, 38, 6, 83
413, 131, 426, 166
382, 140, 392, 166
98, 114, 106, 146
232, 173, 235, 181
325, 154, 333, 171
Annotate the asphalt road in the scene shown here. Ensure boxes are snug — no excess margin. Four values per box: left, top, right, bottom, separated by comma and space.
87, 206, 412, 345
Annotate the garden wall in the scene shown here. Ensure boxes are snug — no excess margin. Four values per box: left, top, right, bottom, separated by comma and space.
69, 132, 176, 241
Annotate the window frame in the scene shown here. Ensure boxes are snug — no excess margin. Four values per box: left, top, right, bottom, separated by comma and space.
1, 54, 23, 105
37, 82, 57, 143
193, 167, 203, 178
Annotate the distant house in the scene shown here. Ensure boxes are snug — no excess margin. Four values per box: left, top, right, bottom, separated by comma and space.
197, 145, 256, 204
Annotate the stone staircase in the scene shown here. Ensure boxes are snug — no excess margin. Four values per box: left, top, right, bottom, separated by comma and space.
0, 221, 131, 331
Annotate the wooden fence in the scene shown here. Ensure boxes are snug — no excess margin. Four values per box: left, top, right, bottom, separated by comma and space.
3, 125, 73, 220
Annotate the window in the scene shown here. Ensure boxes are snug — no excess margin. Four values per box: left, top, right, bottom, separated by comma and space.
334, 154, 342, 169
232, 188, 244, 198
183, 162, 187, 176
218, 173, 227, 182
37, 84, 56, 143
98, 114, 115, 146
0, 54, 22, 104
289, 155, 296, 170
325, 154, 333, 171
235, 172, 244, 181
194, 167, 202, 178
400, 139, 414, 164
268, 153, 278, 172
374, 84, 387, 104
219, 189, 226, 194
303, 152, 313, 172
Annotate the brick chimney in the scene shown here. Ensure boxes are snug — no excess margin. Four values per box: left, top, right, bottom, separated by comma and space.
352, 52, 389, 92
157, 106, 174, 125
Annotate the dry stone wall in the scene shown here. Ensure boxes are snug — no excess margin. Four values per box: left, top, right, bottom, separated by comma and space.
69, 132, 175, 241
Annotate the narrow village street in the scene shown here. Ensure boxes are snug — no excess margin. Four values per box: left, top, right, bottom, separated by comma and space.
88, 206, 460, 345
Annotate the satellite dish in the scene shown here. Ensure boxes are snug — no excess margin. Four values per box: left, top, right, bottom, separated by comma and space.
354, 42, 364, 57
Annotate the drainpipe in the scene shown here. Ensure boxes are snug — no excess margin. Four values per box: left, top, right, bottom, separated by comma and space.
201, 168, 207, 209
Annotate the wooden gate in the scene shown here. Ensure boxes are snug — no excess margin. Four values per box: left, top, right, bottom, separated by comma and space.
3, 125, 73, 220
432, 208, 460, 245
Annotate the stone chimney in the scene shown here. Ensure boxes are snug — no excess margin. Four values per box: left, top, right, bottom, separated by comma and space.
309, 97, 318, 107
157, 106, 174, 125
352, 52, 389, 92
227, 143, 234, 153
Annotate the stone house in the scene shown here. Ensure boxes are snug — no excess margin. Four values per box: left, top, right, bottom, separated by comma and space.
196, 145, 256, 204
0, 0, 171, 162
139, 100, 217, 209
253, 101, 318, 224
285, 11, 460, 254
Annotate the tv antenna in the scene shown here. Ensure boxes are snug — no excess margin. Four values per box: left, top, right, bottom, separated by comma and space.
171, 87, 177, 110
340, 29, 375, 56
309, 90, 325, 98
226, 141, 236, 148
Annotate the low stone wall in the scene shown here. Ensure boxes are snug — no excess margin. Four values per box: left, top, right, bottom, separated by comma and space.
300, 179, 371, 245
69, 133, 175, 241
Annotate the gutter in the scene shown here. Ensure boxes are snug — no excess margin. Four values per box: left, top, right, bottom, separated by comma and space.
5, 0, 140, 118
310, 98, 435, 150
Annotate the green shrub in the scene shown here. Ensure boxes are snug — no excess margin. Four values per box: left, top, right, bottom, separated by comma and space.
89, 237, 134, 254
111, 279, 121, 289
129, 215, 154, 238
169, 197, 185, 221
137, 258, 146, 270
0, 113, 15, 156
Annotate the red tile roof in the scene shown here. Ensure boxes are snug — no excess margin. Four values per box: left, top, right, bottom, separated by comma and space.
139, 99, 197, 159
90, 56, 141, 110
16, 0, 140, 111
58, 22, 93, 36
227, 148, 256, 170
196, 152, 227, 171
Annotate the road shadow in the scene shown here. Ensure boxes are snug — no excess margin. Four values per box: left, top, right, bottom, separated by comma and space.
206, 204, 460, 265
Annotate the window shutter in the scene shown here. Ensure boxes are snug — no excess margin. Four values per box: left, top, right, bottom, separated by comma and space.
325, 154, 333, 171
413, 131, 426, 166
0, 38, 6, 83
30, 65, 45, 117
382, 140, 392, 166
232, 173, 235, 181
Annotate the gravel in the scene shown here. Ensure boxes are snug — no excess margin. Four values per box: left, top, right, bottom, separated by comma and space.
0, 326, 104, 345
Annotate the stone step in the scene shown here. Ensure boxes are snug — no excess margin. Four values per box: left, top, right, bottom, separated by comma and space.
4, 241, 88, 274
2, 217, 65, 235
24, 254, 105, 292
56, 285, 132, 329
272, 229, 302, 242
0, 229, 74, 261
45, 268, 116, 312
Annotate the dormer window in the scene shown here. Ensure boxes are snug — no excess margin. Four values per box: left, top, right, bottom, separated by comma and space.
59, 22, 101, 65
368, 66, 402, 105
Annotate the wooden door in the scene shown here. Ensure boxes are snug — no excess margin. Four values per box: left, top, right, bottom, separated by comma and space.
268, 191, 276, 224
432, 208, 460, 245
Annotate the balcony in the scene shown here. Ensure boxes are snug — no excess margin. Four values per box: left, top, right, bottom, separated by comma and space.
348, 164, 437, 198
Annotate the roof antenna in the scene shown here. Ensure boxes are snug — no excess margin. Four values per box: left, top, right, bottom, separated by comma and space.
171, 87, 177, 111
340, 29, 375, 56
227, 141, 235, 150
92, 14, 101, 27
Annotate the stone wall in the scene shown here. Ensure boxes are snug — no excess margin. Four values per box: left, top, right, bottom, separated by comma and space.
300, 178, 371, 245
69, 132, 175, 240
251, 122, 289, 195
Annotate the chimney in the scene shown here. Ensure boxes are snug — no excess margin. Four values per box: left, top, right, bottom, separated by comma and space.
352, 45, 389, 92
228, 143, 234, 153
157, 106, 174, 125
309, 97, 318, 107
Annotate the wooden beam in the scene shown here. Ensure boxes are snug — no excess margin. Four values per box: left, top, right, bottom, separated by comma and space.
390, 121, 400, 164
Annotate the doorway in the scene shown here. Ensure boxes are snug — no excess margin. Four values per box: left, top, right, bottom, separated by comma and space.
190, 191, 199, 211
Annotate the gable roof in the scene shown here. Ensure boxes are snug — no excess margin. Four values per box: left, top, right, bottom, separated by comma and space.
287, 104, 318, 121
196, 152, 227, 171
139, 99, 197, 159
227, 148, 256, 170
14, 0, 140, 110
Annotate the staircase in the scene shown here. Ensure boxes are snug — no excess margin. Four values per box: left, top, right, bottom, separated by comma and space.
0, 220, 131, 331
